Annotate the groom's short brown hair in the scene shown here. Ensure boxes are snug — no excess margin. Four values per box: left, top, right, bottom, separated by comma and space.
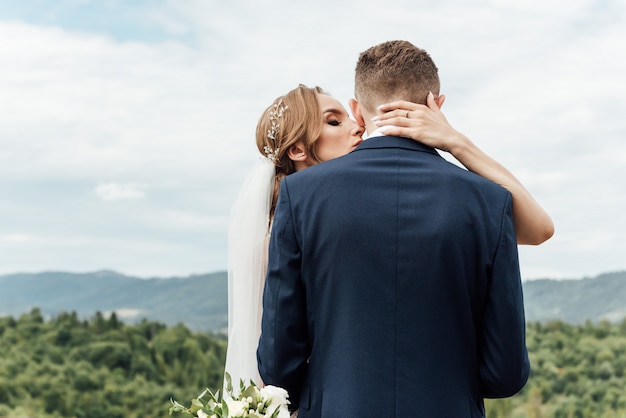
354, 40, 440, 113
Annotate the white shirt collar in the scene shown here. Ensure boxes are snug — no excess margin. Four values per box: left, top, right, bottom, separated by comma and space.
365, 125, 396, 140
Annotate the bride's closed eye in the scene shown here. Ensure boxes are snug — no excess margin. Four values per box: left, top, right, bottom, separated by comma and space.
327, 120, 342, 126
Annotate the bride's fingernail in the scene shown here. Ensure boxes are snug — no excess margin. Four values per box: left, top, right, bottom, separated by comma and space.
373, 120, 382, 126
371, 116, 380, 122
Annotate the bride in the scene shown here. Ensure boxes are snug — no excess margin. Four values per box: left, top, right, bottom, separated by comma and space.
224, 84, 553, 389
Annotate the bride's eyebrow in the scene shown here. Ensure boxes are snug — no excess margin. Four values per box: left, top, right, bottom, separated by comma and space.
322, 108, 344, 116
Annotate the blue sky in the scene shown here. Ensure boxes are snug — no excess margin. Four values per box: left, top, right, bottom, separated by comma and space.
1, 0, 625, 280
0, 0, 176, 42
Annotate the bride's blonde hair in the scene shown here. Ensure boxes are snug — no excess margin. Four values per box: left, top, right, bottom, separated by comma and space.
256, 84, 326, 220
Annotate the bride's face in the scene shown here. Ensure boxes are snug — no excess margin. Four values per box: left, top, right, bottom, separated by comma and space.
314, 94, 364, 162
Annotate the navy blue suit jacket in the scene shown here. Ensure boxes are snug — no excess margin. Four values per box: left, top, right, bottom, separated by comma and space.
257, 136, 529, 417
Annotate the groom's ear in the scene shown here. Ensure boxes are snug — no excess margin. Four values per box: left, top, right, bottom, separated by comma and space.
435, 94, 445, 109
349, 98, 365, 127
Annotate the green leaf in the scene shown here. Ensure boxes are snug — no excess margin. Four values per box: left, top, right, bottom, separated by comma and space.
269, 407, 281, 418
168, 399, 192, 416
241, 384, 261, 401
214, 389, 222, 402
206, 399, 219, 412
189, 398, 204, 414
225, 372, 233, 393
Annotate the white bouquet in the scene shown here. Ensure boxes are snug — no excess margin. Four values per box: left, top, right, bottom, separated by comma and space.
169, 373, 290, 418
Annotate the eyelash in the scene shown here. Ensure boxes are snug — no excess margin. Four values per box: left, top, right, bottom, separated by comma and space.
327, 120, 342, 126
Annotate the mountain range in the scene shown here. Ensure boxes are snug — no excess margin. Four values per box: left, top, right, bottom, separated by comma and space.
0, 270, 227, 332
1, 270, 625, 331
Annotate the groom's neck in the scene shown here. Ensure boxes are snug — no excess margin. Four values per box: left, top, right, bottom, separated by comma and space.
362, 107, 384, 137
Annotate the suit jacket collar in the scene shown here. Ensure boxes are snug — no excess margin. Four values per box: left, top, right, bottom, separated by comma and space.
353, 135, 439, 155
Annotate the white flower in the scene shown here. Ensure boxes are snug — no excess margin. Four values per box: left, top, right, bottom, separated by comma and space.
267, 404, 290, 418
225, 398, 247, 417
170, 373, 291, 418
260, 385, 290, 418
260, 385, 289, 405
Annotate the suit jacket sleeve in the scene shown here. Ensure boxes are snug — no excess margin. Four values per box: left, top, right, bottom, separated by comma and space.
480, 191, 530, 398
257, 179, 308, 409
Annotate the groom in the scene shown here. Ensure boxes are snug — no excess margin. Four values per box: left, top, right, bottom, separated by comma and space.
257, 40, 529, 417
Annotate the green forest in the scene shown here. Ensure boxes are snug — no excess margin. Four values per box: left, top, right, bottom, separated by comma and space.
0, 309, 226, 418
487, 319, 626, 418
1, 309, 626, 417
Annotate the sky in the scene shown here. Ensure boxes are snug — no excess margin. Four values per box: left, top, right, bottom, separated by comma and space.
0, 0, 624, 280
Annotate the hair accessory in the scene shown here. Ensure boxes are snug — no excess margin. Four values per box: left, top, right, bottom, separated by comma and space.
263, 98, 288, 163
267, 99, 288, 141
263, 145, 279, 163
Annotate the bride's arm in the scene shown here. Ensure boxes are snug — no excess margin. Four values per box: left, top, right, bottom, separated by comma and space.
445, 131, 554, 245
374, 95, 554, 245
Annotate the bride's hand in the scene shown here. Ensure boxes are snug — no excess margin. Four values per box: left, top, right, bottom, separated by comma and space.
376, 93, 554, 245
372, 92, 468, 154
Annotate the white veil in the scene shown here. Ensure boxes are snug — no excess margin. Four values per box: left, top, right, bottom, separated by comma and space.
224, 159, 275, 389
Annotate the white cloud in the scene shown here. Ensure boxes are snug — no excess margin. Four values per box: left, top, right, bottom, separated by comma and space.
0, 0, 625, 279
94, 182, 146, 201
0, 233, 44, 244
0, 21, 226, 180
